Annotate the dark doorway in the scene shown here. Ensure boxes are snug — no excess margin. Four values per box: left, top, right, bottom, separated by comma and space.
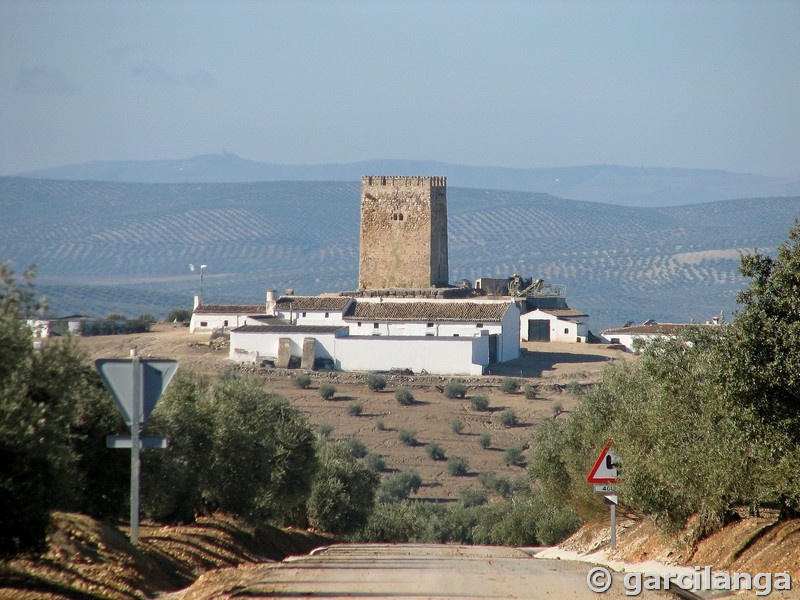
527, 320, 550, 342
488, 334, 499, 364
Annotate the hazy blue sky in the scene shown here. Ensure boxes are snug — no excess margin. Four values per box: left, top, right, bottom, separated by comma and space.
1, 0, 798, 176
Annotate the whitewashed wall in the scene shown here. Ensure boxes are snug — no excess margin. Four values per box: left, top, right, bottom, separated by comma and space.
190, 313, 264, 333
520, 309, 587, 343
229, 329, 343, 363
333, 335, 487, 376
274, 308, 348, 327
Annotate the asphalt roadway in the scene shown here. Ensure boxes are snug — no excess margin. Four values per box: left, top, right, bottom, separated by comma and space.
179, 543, 678, 599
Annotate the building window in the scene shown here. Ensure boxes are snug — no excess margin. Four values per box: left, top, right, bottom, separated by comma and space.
476, 323, 483, 328
426, 333, 434, 337
427, 322, 434, 328
325, 312, 329, 318
200, 321, 207, 327
453, 334, 460, 337
223, 320, 229, 327
302, 312, 307, 317
357, 322, 362, 327
373, 323, 379, 329
564, 328, 569, 334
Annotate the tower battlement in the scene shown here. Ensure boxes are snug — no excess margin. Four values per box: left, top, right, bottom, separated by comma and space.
362, 176, 447, 188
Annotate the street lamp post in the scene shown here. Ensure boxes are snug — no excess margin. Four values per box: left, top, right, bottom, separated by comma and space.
190, 264, 209, 305
199, 264, 207, 304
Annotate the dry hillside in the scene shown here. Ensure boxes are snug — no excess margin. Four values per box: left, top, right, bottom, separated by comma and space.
74, 323, 631, 502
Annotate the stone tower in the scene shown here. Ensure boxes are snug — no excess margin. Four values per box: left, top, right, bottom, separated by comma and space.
359, 176, 449, 289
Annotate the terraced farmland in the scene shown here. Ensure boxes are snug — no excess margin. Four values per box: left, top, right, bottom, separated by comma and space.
1, 177, 797, 329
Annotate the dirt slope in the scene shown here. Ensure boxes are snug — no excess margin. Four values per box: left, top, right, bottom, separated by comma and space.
0, 513, 331, 600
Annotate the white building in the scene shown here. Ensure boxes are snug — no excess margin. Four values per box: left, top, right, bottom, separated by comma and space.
273, 296, 353, 327
600, 321, 719, 352
342, 298, 520, 363
228, 297, 520, 375
520, 308, 590, 343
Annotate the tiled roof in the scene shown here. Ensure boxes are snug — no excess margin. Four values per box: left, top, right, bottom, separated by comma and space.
275, 296, 353, 311
232, 325, 348, 334
537, 308, 589, 318
602, 323, 715, 336
344, 300, 511, 322
194, 304, 266, 315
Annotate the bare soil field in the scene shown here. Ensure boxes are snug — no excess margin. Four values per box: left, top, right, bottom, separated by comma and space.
75, 324, 633, 501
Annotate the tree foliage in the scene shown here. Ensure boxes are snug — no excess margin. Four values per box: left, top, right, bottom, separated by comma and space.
529, 222, 800, 536
0, 263, 127, 556
306, 440, 378, 534
143, 373, 317, 523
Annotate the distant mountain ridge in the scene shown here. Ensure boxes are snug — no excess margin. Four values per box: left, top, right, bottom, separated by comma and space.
2, 176, 798, 331
15, 153, 800, 207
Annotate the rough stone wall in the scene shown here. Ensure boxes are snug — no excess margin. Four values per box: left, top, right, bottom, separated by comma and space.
359, 176, 449, 289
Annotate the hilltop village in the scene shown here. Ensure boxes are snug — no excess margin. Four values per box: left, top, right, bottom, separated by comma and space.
190, 176, 594, 375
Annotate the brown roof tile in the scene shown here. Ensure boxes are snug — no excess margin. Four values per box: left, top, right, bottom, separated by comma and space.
275, 296, 353, 311
232, 325, 348, 334
344, 300, 511, 322
194, 304, 266, 315
538, 308, 589, 318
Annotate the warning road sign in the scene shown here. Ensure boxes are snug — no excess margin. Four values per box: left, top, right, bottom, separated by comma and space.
587, 439, 619, 484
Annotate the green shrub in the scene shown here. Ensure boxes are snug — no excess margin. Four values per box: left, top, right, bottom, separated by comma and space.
443, 381, 467, 399
366, 373, 387, 392
346, 437, 368, 458
499, 409, 518, 427
144, 374, 318, 524
395, 388, 414, 405
472, 497, 540, 547
504, 445, 526, 467
478, 433, 491, 449
478, 471, 512, 498
523, 384, 537, 399
551, 401, 564, 417
398, 428, 418, 446
293, 374, 312, 389
511, 475, 532, 495
319, 383, 337, 400
460, 487, 488, 508
306, 440, 378, 535
167, 307, 192, 323
451, 417, 465, 434
426, 443, 446, 461
470, 395, 490, 411
500, 377, 520, 394
365, 453, 387, 473
348, 401, 364, 416
318, 423, 334, 438
376, 419, 386, 431
377, 470, 422, 502
447, 456, 469, 476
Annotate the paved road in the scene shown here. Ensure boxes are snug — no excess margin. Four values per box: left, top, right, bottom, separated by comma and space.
178, 543, 676, 599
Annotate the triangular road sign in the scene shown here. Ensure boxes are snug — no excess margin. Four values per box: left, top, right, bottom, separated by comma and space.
587, 439, 619, 484
96, 359, 178, 425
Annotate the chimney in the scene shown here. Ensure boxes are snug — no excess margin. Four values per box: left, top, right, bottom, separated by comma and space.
266, 290, 277, 316
193, 294, 201, 310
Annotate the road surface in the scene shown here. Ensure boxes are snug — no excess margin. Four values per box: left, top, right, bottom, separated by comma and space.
177, 543, 676, 599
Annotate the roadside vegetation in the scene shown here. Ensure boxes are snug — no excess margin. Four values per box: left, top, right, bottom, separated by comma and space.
529, 222, 800, 541
3, 221, 800, 557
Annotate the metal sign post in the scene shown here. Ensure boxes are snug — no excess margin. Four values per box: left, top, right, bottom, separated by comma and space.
587, 439, 620, 551
95, 351, 177, 545
130, 354, 141, 544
